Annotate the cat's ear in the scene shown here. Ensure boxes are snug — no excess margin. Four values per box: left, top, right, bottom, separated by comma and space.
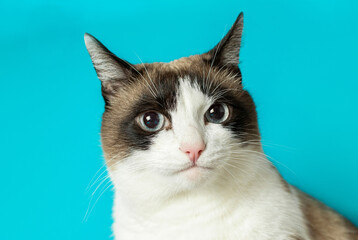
206, 12, 244, 69
84, 33, 135, 101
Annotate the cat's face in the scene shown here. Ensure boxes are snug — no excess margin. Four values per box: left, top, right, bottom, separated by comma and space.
85, 13, 260, 196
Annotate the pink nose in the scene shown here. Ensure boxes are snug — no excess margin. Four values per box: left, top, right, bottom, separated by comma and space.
179, 142, 206, 163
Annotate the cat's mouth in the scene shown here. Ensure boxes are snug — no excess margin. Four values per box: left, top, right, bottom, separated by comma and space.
174, 164, 214, 181
177, 164, 214, 173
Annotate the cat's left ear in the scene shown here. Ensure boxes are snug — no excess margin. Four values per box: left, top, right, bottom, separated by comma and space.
206, 12, 244, 69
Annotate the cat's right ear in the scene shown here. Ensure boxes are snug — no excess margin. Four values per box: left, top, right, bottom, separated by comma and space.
84, 33, 135, 102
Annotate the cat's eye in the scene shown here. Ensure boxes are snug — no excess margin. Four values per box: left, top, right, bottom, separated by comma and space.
137, 111, 165, 132
205, 103, 230, 124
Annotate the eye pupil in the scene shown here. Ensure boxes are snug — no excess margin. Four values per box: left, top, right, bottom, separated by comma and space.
143, 112, 160, 129
209, 104, 225, 120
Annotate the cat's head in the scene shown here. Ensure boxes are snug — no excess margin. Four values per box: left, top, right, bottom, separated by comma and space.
85, 13, 261, 198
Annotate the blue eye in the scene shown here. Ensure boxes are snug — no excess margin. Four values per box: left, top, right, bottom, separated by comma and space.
137, 111, 165, 132
205, 103, 230, 124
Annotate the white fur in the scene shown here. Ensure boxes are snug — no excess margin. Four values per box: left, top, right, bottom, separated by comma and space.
108, 77, 311, 240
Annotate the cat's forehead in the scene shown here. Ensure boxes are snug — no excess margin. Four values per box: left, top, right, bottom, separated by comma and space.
114, 55, 242, 105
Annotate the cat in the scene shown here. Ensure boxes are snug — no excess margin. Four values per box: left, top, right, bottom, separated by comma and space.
84, 12, 358, 240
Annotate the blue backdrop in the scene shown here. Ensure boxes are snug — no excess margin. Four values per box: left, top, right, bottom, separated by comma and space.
1, 0, 357, 239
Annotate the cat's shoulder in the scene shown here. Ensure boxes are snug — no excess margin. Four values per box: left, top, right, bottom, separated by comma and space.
292, 186, 358, 240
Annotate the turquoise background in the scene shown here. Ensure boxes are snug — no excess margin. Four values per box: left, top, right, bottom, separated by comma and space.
1, 0, 357, 239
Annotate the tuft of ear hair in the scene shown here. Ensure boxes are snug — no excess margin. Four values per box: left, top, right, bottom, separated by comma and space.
84, 33, 135, 101
207, 12, 244, 69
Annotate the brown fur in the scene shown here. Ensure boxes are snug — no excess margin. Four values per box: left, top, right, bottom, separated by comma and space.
289, 236, 305, 240
297, 189, 358, 240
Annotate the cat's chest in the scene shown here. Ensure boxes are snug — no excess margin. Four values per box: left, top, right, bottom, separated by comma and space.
112, 189, 306, 240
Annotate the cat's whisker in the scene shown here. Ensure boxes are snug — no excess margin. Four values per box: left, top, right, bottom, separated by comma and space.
211, 69, 242, 97
127, 63, 162, 101
83, 180, 113, 222
87, 167, 109, 192
87, 152, 124, 191
220, 165, 246, 191
232, 149, 297, 177
83, 176, 111, 221
90, 175, 111, 197
86, 161, 107, 192
233, 132, 295, 151
211, 61, 240, 84
221, 160, 267, 184
135, 53, 160, 98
